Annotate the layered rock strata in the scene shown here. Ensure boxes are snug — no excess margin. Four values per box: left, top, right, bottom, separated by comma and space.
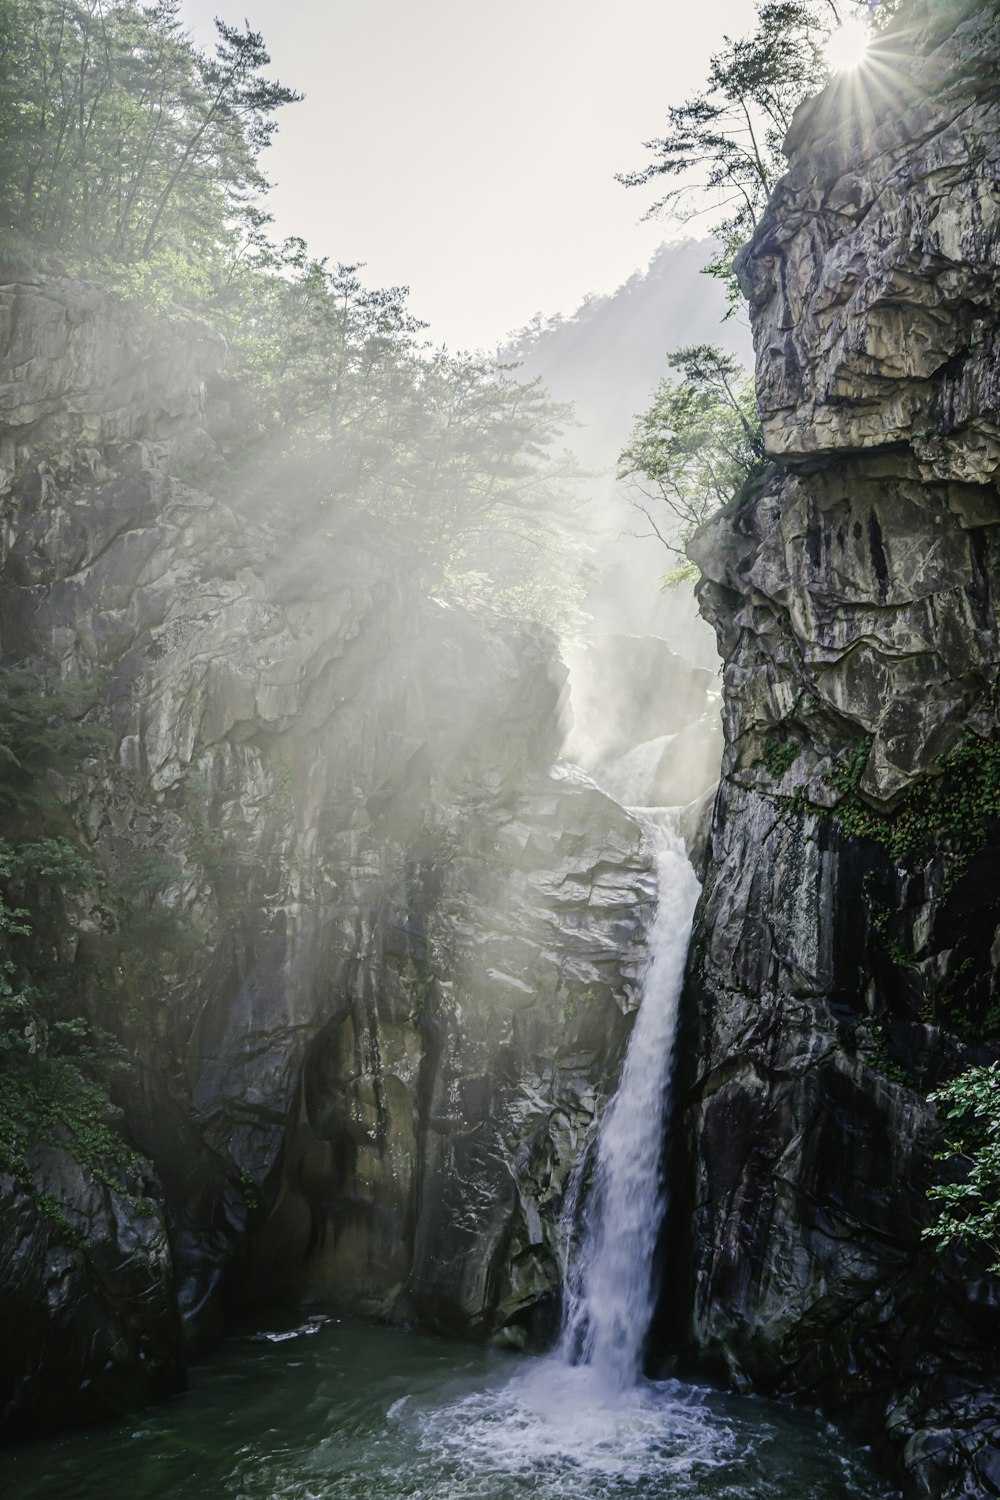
685, 3, 1000, 1495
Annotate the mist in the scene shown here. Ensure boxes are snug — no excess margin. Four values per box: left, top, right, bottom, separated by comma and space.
0, 0, 934, 1494
502, 237, 752, 801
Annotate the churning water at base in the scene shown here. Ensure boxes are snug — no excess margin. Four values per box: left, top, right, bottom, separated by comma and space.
561, 813, 701, 1390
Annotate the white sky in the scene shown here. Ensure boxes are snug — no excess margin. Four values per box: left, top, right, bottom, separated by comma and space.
179, 0, 758, 350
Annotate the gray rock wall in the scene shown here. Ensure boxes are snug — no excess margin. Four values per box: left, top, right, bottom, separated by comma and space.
683, 5, 1000, 1495
0, 278, 655, 1434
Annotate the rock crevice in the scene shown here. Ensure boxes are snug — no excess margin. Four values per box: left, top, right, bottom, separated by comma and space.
685, 5, 1000, 1494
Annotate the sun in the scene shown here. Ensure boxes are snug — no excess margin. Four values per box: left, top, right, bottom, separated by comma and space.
824, 16, 871, 72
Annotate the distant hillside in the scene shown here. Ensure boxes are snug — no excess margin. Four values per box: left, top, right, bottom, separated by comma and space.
510, 240, 753, 660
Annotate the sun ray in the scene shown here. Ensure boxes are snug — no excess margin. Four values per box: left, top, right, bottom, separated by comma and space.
825, 17, 872, 72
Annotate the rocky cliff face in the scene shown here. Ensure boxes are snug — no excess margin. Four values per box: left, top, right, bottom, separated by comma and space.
684, 3, 1000, 1495
0, 278, 657, 1436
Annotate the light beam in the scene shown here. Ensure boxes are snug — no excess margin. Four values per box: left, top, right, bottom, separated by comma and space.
824, 16, 871, 72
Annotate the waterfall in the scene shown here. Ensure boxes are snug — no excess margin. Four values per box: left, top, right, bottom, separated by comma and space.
561, 810, 701, 1392
594, 733, 674, 807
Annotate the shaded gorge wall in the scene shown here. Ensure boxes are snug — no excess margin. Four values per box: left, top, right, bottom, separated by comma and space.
0, 274, 701, 1435
678, 3, 1000, 1495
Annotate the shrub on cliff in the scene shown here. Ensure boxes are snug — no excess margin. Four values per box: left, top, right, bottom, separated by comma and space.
617, 1, 908, 300
0, 668, 145, 1233
617, 343, 763, 583
924, 1064, 1000, 1272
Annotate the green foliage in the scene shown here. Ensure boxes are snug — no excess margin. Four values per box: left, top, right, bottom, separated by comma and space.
563, 987, 598, 1024
619, 344, 763, 559
760, 735, 799, 780
224, 252, 594, 631
240, 1168, 260, 1213
0, 867, 141, 1236
923, 1063, 1000, 1271
111, 847, 199, 956
819, 731, 1000, 1040
0, 1059, 141, 1236
0, 7, 592, 633
618, 1, 867, 301
0, 666, 107, 808
832, 734, 1000, 869
852, 1015, 914, 1089
0, 0, 299, 300
825, 734, 874, 797
659, 559, 701, 592
0, 667, 148, 1233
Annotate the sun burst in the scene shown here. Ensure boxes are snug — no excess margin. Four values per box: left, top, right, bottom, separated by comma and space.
824, 16, 871, 73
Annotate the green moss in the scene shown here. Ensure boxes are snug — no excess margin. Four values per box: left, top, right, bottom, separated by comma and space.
759, 734, 799, 780
853, 1015, 915, 1089
832, 733, 1000, 868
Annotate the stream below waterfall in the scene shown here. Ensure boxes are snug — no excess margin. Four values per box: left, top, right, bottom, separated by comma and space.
0, 1313, 895, 1498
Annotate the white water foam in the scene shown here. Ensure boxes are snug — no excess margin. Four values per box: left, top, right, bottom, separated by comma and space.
409, 1362, 733, 1494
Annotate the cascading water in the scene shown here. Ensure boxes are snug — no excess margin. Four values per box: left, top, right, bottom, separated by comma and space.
560, 811, 702, 1392
4, 774, 891, 1498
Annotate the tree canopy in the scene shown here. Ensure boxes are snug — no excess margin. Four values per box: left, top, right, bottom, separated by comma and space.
0, 0, 298, 297
617, 344, 763, 586
0, 1, 592, 632
218, 248, 592, 630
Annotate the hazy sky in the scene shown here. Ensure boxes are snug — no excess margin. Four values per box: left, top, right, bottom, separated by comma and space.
179, 1, 758, 349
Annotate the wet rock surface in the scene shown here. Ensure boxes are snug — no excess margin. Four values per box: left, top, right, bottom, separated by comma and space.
0, 1148, 181, 1442
0, 279, 654, 1434
683, 4, 1000, 1495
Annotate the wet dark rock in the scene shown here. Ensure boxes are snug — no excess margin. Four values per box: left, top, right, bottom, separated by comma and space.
681, 5, 1000, 1495
0, 1151, 182, 1440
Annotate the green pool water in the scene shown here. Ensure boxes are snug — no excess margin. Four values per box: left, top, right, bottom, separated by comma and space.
1, 1313, 898, 1499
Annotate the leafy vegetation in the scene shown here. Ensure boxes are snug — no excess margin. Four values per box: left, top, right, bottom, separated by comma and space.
762, 728, 1000, 1041
0, 666, 144, 1233
924, 1063, 1000, 1271
0, 666, 107, 805
829, 733, 1000, 878
0, 3, 592, 631
760, 734, 800, 780
617, 1, 893, 301
0, 0, 298, 302
0, 840, 143, 1237
617, 343, 763, 575
224, 254, 592, 628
